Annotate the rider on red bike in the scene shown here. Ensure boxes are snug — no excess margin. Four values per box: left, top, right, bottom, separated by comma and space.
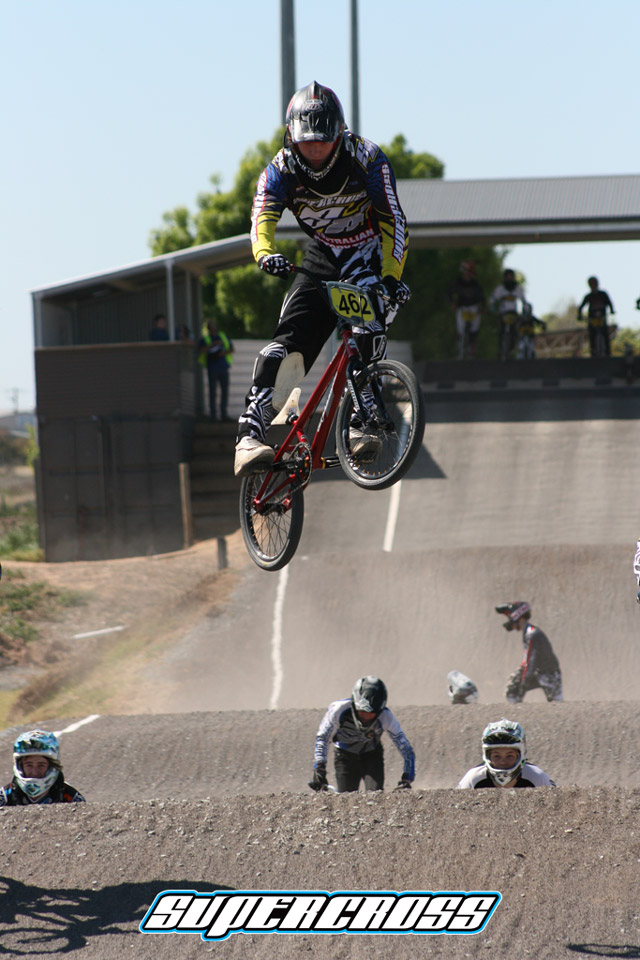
234, 81, 410, 477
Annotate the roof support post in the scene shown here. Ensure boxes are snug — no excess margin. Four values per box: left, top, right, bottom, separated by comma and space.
185, 270, 192, 339
165, 260, 176, 339
33, 293, 43, 348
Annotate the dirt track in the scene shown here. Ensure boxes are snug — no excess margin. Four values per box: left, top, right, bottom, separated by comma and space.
1, 389, 640, 958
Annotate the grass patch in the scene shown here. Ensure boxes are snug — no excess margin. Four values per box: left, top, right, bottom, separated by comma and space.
0, 503, 42, 561
0, 577, 86, 645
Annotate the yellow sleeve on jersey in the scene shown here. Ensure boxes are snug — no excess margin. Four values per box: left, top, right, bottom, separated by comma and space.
251, 210, 280, 263
373, 158, 409, 280
378, 219, 409, 280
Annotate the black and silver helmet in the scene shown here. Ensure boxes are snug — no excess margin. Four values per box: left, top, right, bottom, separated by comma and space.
284, 81, 346, 180
351, 676, 387, 714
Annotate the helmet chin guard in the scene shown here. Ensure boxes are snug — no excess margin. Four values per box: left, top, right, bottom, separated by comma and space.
482, 719, 526, 786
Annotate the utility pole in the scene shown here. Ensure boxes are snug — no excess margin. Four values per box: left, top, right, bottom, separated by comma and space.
350, 0, 360, 134
281, 0, 296, 121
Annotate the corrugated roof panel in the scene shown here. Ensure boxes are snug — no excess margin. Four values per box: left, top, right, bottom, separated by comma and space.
397, 174, 640, 223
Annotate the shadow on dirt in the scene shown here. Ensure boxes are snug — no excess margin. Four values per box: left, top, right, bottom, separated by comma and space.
0, 875, 233, 954
567, 945, 640, 957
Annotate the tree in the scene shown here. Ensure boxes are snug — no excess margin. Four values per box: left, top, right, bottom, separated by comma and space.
149, 131, 505, 354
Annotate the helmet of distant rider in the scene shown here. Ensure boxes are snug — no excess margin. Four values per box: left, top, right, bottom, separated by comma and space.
284, 81, 347, 180
447, 672, 479, 704
495, 601, 531, 632
459, 259, 476, 276
13, 729, 61, 800
351, 676, 388, 715
503, 268, 517, 291
481, 718, 526, 786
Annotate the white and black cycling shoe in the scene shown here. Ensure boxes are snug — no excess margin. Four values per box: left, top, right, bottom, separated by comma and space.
234, 436, 275, 477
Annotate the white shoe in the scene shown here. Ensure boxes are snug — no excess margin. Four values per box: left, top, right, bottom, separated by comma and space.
349, 428, 382, 462
234, 436, 275, 477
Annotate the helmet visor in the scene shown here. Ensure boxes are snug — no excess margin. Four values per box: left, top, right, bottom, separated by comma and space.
288, 109, 342, 143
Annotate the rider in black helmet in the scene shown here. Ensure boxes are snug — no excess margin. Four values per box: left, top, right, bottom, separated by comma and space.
496, 602, 563, 703
234, 81, 411, 477
309, 676, 415, 794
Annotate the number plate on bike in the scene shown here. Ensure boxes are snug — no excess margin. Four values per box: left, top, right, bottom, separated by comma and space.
326, 282, 375, 324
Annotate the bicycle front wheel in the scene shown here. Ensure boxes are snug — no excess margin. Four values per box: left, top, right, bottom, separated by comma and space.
335, 360, 425, 491
239, 469, 304, 571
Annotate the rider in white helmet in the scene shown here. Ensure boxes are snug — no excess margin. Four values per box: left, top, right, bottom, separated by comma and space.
457, 719, 556, 788
0, 730, 85, 805
634, 538, 640, 603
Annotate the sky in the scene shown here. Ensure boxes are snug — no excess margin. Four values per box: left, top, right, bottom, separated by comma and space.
3, 0, 640, 412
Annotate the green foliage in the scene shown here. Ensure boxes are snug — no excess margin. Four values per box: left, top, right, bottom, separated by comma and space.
381, 134, 444, 180
0, 503, 42, 561
611, 327, 640, 357
0, 576, 85, 647
25, 424, 39, 469
0, 431, 28, 467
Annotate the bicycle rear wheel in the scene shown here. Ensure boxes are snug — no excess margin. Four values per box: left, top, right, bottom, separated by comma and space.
239, 468, 304, 571
335, 360, 425, 491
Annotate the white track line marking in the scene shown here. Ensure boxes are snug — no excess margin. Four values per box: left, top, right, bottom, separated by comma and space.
383, 481, 402, 553
73, 626, 125, 639
269, 566, 289, 710
54, 715, 100, 737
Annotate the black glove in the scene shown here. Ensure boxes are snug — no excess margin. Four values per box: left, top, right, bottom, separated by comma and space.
258, 254, 293, 279
381, 276, 411, 305
393, 773, 412, 791
308, 763, 328, 792
636, 587, 640, 605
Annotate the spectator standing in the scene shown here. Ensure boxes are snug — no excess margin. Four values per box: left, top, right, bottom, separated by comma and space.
149, 314, 170, 341
198, 320, 234, 421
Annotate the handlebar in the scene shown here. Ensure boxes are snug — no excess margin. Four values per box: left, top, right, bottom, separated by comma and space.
292, 264, 398, 306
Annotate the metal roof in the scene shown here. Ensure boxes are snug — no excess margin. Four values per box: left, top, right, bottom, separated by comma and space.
32, 173, 640, 303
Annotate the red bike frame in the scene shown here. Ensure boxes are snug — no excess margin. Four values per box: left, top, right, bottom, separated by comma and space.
250, 325, 362, 512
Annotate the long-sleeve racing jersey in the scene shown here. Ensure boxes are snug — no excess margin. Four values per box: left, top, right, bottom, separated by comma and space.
314, 699, 415, 780
250, 132, 408, 281
520, 623, 560, 681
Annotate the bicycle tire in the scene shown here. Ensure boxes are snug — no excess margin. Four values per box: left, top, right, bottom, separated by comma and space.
239, 468, 304, 571
334, 359, 425, 491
